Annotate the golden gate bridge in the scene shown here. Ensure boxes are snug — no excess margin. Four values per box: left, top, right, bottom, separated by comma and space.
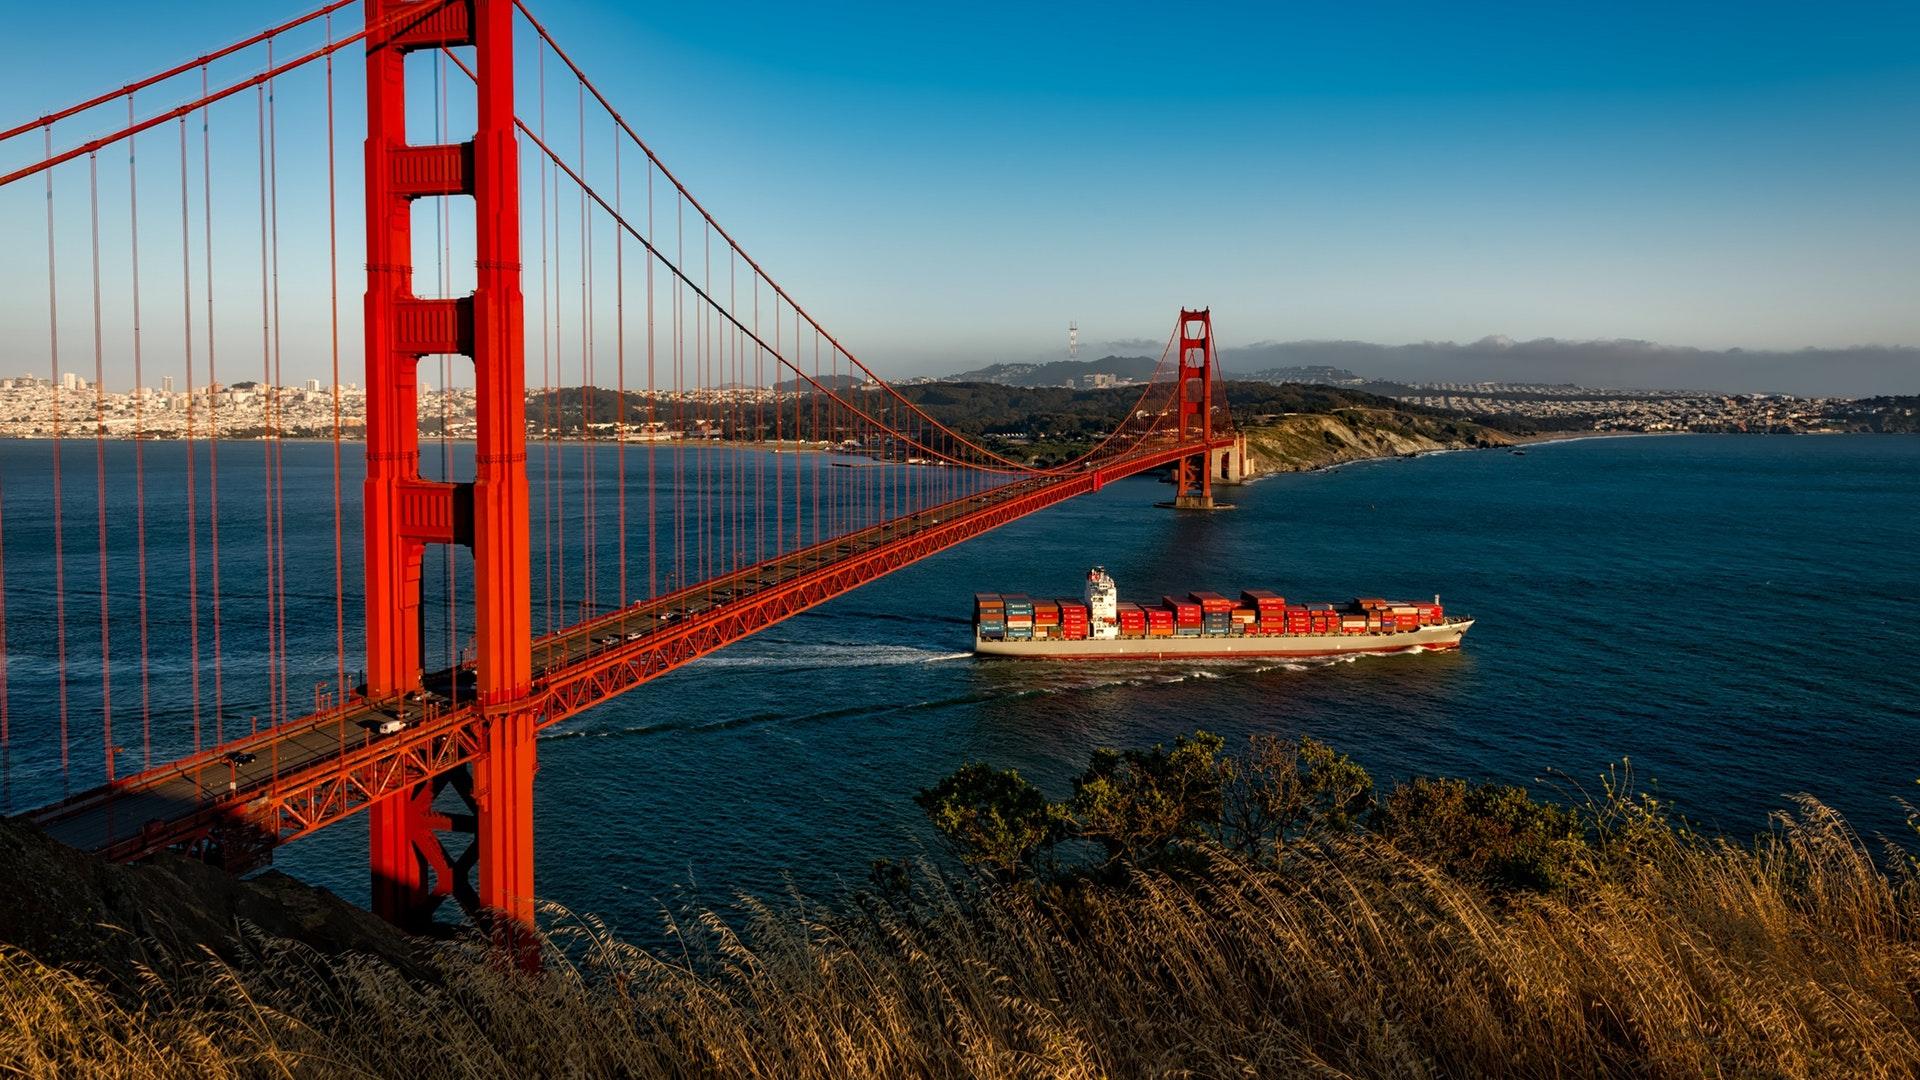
0, 0, 1237, 946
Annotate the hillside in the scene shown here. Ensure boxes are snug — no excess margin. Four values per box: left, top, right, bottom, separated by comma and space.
940, 354, 1161, 387
3, 740, 1915, 1077
887, 380, 1511, 470
1238, 410, 1514, 474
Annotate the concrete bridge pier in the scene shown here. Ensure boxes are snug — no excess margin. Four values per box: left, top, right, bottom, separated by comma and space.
1162, 434, 1246, 511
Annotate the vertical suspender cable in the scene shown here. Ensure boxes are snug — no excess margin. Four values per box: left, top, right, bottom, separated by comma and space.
613, 125, 626, 608
206, 67, 226, 747
578, 81, 592, 619
673, 196, 683, 592
89, 151, 114, 783
267, 44, 292, 729
325, 13, 347, 711
538, 47, 554, 636
256, 83, 279, 732
128, 101, 153, 770
753, 274, 762, 567
180, 114, 202, 753
551, 72, 566, 627
576, 83, 591, 618
700, 220, 710, 584
645, 160, 656, 600
44, 127, 70, 794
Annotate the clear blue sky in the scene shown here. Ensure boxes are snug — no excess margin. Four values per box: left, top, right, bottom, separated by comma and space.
2, 0, 1916, 386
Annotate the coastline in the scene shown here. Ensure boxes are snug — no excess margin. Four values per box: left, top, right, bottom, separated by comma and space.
1232, 426, 1692, 483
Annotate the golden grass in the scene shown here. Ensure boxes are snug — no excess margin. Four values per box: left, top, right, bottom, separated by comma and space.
4, 797, 1916, 1079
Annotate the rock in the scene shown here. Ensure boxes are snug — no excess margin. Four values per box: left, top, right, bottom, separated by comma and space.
1237, 411, 1513, 475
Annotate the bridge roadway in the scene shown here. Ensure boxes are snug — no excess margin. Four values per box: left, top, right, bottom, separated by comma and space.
23, 438, 1227, 862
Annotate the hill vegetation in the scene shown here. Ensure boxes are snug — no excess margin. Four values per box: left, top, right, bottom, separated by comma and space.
939, 353, 1162, 387
3, 736, 1916, 1078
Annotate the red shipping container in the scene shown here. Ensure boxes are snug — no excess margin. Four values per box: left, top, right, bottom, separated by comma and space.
1162, 597, 1202, 621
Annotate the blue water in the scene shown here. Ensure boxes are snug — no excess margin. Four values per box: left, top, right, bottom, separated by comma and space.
3, 434, 1917, 931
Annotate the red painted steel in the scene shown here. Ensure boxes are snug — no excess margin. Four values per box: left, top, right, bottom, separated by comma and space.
362, 0, 534, 935
1172, 308, 1218, 505
24, 437, 1229, 865
4, 0, 1239, 953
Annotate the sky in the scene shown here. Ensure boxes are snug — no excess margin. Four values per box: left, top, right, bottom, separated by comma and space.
1, 0, 1917, 392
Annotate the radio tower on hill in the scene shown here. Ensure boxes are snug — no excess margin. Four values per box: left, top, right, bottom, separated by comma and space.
1068, 321, 1080, 358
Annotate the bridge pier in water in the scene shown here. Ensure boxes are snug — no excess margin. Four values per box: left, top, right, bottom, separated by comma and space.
362, 0, 536, 945
1161, 309, 1238, 511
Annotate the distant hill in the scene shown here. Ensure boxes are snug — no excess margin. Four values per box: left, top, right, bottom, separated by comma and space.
943, 356, 1369, 390
1237, 364, 1365, 386
940, 354, 1161, 387
776, 373, 864, 392
1218, 338, 1920, 398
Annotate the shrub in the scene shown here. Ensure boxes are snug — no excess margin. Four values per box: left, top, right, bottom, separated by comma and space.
1069, 731, 1227, 870
913, 763, 1065, 882
1374, 776, 1585, 892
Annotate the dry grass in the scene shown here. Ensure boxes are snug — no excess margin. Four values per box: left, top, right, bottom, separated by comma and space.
4, 797, 1917, 1079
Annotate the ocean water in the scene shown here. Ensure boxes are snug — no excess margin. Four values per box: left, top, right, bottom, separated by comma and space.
3, 434, 1917, 931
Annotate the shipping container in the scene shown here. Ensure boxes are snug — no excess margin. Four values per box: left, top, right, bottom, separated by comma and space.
976, 571, 1469, 657
1163, 597, 1202, 624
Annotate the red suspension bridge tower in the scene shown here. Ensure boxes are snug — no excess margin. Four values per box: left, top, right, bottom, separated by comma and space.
362, 0, 535, 933
1166, 308, 1237, 511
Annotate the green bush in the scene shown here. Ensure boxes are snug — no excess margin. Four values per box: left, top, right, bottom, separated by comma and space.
1373, 776, 1585, 892
913, 764, 1065, 882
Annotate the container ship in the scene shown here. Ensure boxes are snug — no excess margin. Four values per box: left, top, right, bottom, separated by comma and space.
973, 567, 1472, 660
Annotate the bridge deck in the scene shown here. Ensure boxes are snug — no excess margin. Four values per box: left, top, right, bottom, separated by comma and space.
23, 440, 1228, 862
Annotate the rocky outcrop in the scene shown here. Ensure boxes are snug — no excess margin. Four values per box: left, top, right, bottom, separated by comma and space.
1237, 410, 1513, 476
